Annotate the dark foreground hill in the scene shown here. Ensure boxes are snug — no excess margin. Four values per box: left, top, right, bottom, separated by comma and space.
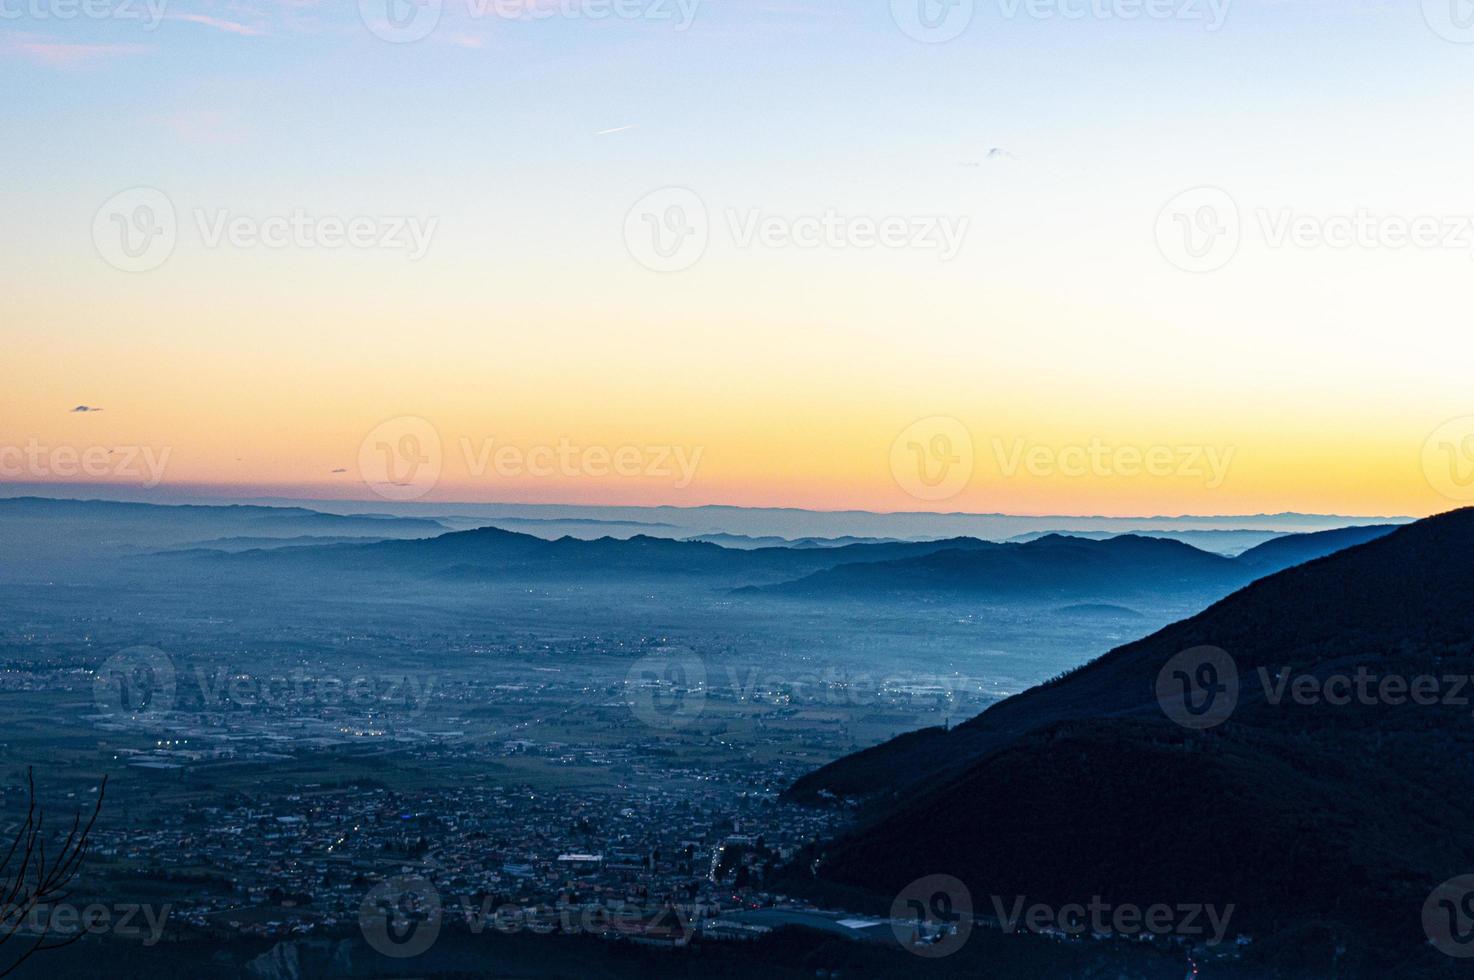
787, 509, 1474, 976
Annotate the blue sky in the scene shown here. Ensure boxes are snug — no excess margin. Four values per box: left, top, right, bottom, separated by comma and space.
4, 0, 1474, 515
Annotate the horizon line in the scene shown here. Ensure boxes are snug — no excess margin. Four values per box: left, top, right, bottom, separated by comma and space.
0, 483, 1426, 524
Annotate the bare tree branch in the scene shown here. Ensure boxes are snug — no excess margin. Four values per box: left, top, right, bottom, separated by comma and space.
0, 769, 107, 978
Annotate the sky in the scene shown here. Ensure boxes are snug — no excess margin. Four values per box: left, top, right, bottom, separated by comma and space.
3, 0, 1474, 517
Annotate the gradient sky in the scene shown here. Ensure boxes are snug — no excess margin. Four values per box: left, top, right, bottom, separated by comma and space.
3, 0, 1473, 516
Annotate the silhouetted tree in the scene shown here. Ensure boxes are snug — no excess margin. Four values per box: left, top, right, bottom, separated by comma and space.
0, 768, 107, 977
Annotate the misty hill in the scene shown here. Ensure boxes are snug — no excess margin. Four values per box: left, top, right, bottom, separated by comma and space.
0, 496, 445, 561
1235, 522, 1397, 570
745, 526, 1396, 601
685, 533, 903, 550
171, 524, 1000, 588
164, 535, 400, 553
1052, 602, 1145, 619
786, 509, 1474, 974
146, 518, 1402, 603
742, 534, 1248, 600
1008, 527, 1287, 555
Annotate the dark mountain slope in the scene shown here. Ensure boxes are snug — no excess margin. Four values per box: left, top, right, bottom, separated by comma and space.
787, 509, 1474, 972
791, 509, 1474, 801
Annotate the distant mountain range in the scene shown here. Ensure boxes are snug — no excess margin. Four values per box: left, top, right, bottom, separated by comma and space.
167, 525, 1001, 589
3, 497, 1404, 610
0, 487, 1413, 542
684, 533, 904, 550
784, 509, 1474, 975
740, 526, 1398, 600
1007, 527, 1286, 555
145, 517, 1402, 602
